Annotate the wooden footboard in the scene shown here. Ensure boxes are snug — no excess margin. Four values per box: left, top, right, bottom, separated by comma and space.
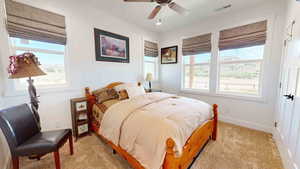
85, 83, 218, 169
164, 104, 218, 169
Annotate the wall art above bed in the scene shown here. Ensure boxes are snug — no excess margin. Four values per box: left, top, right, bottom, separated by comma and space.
94, 28, 130, 63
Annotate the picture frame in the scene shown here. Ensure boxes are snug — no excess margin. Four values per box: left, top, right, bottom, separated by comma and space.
161, 46, 178, 64
94, 28, 129, 63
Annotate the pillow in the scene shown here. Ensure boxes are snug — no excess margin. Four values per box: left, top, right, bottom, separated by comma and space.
114, 83, 137, 92
126, 86, 146, 99
118, 90, 129, 100
92, 87, 106, 96
94, 88, 118, 103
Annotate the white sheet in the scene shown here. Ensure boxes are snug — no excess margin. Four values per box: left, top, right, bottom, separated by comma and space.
100, 92, 212, 169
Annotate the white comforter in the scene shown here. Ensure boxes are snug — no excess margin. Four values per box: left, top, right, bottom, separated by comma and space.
100, 92, 212, 169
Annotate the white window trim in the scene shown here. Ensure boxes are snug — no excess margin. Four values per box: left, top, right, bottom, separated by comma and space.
216, 59, 264, 97
182, 59, 211, 92
142, 38, 160, 82
179, 16, 274, 103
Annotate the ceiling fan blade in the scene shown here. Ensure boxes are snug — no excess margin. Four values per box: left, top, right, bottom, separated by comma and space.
124, 0, 155, 2
168, 2, 189, 16
148, 5, 162, 19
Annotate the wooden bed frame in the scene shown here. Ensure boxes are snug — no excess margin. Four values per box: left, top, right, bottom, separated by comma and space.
85, 82, 218, 169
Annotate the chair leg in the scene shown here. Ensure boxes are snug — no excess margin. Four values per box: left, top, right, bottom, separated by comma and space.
69, 135, 74, 155
53, 151, 61, 169
12, 157, 19, 169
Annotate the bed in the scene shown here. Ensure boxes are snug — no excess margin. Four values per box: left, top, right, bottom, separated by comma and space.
85, 82, 218, 169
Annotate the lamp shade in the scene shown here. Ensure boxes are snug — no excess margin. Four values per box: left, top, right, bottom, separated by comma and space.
146, 73, 153, 81
8, 53, 46, 79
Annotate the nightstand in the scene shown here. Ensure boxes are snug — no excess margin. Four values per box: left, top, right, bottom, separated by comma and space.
145, 89, 162, 93
70, 97, 90, 141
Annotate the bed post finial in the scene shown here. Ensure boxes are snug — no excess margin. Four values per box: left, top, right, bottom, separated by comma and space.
164, 138, 176, 169
85, 87, 91, 97
212, 104, 218, 141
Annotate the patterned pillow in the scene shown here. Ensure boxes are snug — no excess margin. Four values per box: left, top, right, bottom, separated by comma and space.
118, 90, 129, 100
94, 88, 118, 103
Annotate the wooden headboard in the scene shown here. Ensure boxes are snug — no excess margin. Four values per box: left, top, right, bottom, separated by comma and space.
84, 82, 141, 132
85, 81, 141, 97
106, 82, 124, 89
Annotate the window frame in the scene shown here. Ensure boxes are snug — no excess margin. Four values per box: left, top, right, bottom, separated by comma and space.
142, 39, 160, 82
180, 19, 272, 102
6, 37, 71, 94
182, 54, 211, 92
216, 56, 264, 97
143, 56, 159, 81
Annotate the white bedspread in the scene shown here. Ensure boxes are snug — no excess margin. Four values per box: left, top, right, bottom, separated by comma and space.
100, 92, 212, 169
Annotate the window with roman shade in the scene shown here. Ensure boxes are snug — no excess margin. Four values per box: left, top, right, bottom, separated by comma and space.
144, 40, 159, 80
5, 0, 68, 89
5, 0, 67, 45
182, 33, 212, 90
219, 20, 267, 50
218, 20, 267, 96
182, 33, 211, 56
144, 40, 158, 57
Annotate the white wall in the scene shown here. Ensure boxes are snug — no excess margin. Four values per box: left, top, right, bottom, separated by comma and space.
0, 0, 159, 168
159, 1, 286, 133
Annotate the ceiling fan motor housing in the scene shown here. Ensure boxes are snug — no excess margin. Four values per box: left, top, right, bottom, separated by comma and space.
156, 0, 172, 4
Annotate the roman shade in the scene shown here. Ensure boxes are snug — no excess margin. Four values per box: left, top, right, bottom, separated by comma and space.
5, 0, 67, 45
182, 33, 212, 56
219, 20, 267, 50
144, 40, 158, 57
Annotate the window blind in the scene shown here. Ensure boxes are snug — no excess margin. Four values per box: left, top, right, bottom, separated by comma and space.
219, 20, 267, 50
5, 0, 67, 45
182, 33, 211, 56
144, 40, 158, 57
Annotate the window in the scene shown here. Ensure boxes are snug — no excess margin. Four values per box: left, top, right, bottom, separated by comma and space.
144, 40, 159, 80
10, 37, 67, 89
144, 56, 158, 80
180, 21, 267, 99
218, 45, 264, 96
183, 53, 211, 90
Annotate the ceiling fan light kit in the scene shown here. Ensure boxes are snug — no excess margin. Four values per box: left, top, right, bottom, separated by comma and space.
156, 18, 162, 26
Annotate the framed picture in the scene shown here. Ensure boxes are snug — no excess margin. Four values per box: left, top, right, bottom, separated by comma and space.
161, 46, 178, 64
94, 28, 129, 63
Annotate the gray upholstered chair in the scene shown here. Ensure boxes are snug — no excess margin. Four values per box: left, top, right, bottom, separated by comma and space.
0, 104, 73, 169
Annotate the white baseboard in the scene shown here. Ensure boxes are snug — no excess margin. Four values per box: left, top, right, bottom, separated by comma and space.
273, 128, 297, 169
219, 115, 273, 133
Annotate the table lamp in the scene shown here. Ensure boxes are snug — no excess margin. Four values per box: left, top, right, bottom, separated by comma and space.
146, 73, 153, 92
7, 52, 46, 128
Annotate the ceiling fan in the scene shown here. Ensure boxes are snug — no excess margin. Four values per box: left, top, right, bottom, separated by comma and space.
124, 0, 188, 19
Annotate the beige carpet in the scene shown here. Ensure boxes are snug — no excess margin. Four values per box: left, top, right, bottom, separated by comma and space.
20, 122, 283, 169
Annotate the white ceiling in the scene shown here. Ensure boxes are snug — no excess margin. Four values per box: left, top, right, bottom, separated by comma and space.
87, 0, 273, 33
16, 0, 275, 33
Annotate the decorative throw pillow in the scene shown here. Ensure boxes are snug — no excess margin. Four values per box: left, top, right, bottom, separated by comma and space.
94, 88, 118, 103
92, 87, 106, 96
118, 90, 129, 100
126, 86, 146, 99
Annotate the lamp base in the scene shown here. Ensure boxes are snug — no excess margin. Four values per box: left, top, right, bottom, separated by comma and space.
149, 81, 152, 92
28, 77, 41, 129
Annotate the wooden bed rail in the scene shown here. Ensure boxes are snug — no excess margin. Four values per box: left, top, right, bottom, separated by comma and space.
163, 104, 218, 169
212, 104, 218, 140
